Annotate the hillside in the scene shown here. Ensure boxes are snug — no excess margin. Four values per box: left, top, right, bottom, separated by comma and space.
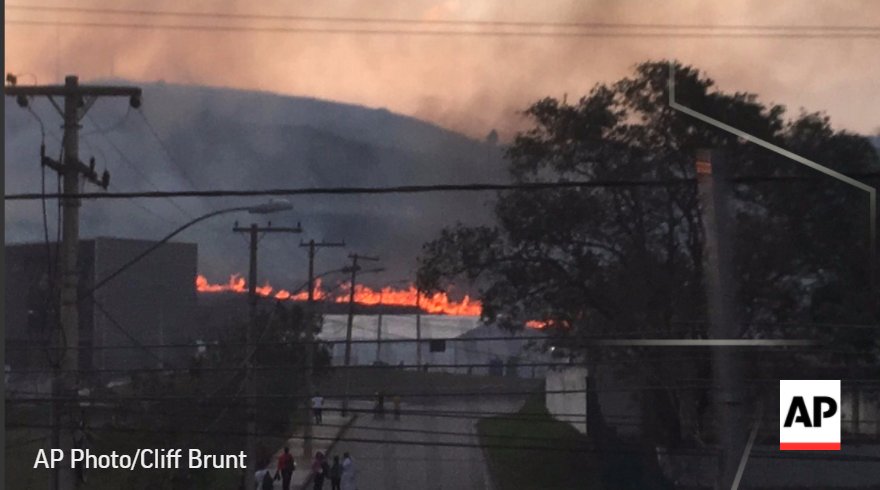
5, 83, 507, 285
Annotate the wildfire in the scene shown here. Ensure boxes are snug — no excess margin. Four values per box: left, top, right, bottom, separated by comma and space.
195, 274, 481, 316
195, 274, 246, 293
332, 283, 481, 316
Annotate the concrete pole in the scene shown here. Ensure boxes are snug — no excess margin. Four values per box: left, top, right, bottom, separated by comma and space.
52, 74, 81, 490
245, 224, 258, 490
342, 255, 359, 417
298, 238, 343, 456
696, 149, 746, 490
304, 240, 316, 458
341, 253, 379, 416
416, 289, 422, 369
376, 291, 384, 363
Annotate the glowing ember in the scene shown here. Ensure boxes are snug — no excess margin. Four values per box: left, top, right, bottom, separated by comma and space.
195, 275, 480, 316
525, 320, 549, 329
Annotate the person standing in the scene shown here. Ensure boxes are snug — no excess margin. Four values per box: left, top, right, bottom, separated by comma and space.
340, 452, 356, 490
392, 394, 401, 421
374, 391, 385, 419
311, 392, 325, 425
255, 468, 274, 490
329, 455, 342, 490
275, 446, 296, 490
312, 451, 330, 490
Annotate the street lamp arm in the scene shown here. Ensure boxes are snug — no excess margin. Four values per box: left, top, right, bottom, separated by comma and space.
79, 204, 286, 301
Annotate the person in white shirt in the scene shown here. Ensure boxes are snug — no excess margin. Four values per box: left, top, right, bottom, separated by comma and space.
311, 392, 325, 424
340, 453, 356, 490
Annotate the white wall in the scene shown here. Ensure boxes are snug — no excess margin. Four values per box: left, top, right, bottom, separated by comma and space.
545, 366, 588, 434
319, 315, 551, 378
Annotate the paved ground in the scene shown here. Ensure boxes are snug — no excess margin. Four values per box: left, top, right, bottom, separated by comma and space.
330, 395, 525, 490
263, 400, 355, 490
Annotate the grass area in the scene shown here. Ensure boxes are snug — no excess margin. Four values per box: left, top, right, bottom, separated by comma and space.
476, 393, 606, 490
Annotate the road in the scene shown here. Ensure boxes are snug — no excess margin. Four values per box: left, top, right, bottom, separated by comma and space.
330, 395, 525, 490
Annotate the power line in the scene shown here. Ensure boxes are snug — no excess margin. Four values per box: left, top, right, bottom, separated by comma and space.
6, 173, 879, 202
6, 18, 880, 39
0, 421, 650, 455
7, 4, 879, 32
8, 422, 880, 462
81, 105, 132, 136
13, 379, 869, 405
2, 331, 837, 351
82, 112, 194, 221
134, 108, 200, 192
91, 299, 176, 369
1, 179, 688, 201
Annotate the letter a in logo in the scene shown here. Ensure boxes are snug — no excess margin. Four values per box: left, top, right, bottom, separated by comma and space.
779, 380, 841, 450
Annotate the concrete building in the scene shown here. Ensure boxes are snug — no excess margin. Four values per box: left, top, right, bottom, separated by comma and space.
5, 237, 197, 379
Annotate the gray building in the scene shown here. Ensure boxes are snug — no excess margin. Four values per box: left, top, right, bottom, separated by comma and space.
5, 237, 197, 378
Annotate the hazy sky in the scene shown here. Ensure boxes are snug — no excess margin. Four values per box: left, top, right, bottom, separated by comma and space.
5, 0, 880, 139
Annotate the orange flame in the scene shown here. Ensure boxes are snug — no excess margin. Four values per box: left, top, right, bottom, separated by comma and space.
525, 320, 549, 329
524, 319, 570, 330
196, 274, 246, 293
332, 283, 481, 316
195, 275, 479, 316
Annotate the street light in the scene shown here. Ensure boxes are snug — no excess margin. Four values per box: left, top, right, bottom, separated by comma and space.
80, 200, 293, 300
246, 198, 294, 215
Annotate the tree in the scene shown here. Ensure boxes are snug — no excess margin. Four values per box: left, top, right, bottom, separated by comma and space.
418, 60, 879, 444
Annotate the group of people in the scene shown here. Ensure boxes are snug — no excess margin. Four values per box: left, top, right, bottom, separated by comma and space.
373, 391, 402, 420
256, 447, 356, 490
309, 451, 356, 490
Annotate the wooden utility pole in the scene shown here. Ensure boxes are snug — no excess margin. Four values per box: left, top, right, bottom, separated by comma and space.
298, 238, 344, 458
5, 75, 140, 490
695, 150, 746, 490
341, 253, 380, 416
234, 222, 302, 490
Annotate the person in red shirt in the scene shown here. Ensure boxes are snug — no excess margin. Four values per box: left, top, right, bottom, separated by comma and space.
274, 446, 296, 490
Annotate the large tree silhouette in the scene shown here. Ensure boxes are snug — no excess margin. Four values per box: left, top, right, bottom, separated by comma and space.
417, 61, 879, 443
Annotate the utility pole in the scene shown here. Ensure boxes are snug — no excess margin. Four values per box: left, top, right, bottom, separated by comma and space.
234, 222, 302, 490
342, 253, 380, 416
376, 290, 384, 364
695, 150, 746, 490
298, 238, 344, 458
5, 75, 141, 490
416, 289, 423, 369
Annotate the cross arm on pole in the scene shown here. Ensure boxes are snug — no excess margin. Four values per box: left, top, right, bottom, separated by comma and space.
4, 84, 141, 97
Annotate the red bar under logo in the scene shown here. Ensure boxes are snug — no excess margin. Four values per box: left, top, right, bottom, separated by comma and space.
779, 442, 841, 451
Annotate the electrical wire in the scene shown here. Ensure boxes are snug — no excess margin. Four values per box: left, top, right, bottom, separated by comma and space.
2, 331, 840, 351
6, 19, 880, 39
81, 105, 132, 136
6, 173, 879, 202
92, 299, 176, 369
83, 112, 193, 222
28, 105, 65, 370
7, 4, 879, 33
134, 108, 200, 192
8, 422, 880, 462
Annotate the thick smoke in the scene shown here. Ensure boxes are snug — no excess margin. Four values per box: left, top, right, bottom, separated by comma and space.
4, 0, 879, 138
5, 0, 879, 290
4, 83, 505, 290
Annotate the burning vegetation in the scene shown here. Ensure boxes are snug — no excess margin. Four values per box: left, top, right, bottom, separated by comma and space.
195, 274, 482, 316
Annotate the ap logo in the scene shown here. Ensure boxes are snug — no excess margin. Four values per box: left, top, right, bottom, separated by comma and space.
779, 380, 841, 450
